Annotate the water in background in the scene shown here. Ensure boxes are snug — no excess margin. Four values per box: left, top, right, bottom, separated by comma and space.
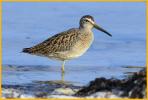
2, 2, 146, 85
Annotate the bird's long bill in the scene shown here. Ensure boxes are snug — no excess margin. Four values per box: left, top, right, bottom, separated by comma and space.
94, 24, 112, 37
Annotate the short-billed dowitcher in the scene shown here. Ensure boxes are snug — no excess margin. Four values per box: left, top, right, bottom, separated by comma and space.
23, 15, 112, 73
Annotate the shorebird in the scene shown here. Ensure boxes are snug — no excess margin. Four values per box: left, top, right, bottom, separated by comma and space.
23, 15, 112, 74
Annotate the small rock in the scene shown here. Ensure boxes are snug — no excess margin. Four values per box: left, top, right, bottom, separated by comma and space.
51, 88, 78, 95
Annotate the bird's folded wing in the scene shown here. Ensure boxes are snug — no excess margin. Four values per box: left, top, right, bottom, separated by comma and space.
23, 28, 80, 56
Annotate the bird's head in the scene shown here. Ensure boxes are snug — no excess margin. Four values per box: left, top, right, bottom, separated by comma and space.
79, 15, 112, 37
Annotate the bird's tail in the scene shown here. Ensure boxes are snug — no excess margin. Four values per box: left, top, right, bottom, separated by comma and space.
22, 48, 32, 53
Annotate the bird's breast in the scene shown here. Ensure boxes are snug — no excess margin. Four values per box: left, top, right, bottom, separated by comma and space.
68, 32, 94, 58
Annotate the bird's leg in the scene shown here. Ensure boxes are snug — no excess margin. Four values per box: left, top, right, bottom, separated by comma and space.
60, 61, 66, 82
61, 71, 65, 82
61, 61, 65, 73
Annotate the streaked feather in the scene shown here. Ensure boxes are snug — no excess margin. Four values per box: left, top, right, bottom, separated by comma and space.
23, 28, 81, 57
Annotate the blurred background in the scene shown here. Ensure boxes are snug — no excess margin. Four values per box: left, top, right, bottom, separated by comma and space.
2, 2, 146, 85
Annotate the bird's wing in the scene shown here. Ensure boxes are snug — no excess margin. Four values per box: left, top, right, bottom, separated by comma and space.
23, 28, 80, 56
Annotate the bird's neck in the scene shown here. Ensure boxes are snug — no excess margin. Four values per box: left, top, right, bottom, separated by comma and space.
79, 26, 92, 33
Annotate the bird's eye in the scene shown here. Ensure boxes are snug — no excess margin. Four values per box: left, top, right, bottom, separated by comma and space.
84, 20, 89, 22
